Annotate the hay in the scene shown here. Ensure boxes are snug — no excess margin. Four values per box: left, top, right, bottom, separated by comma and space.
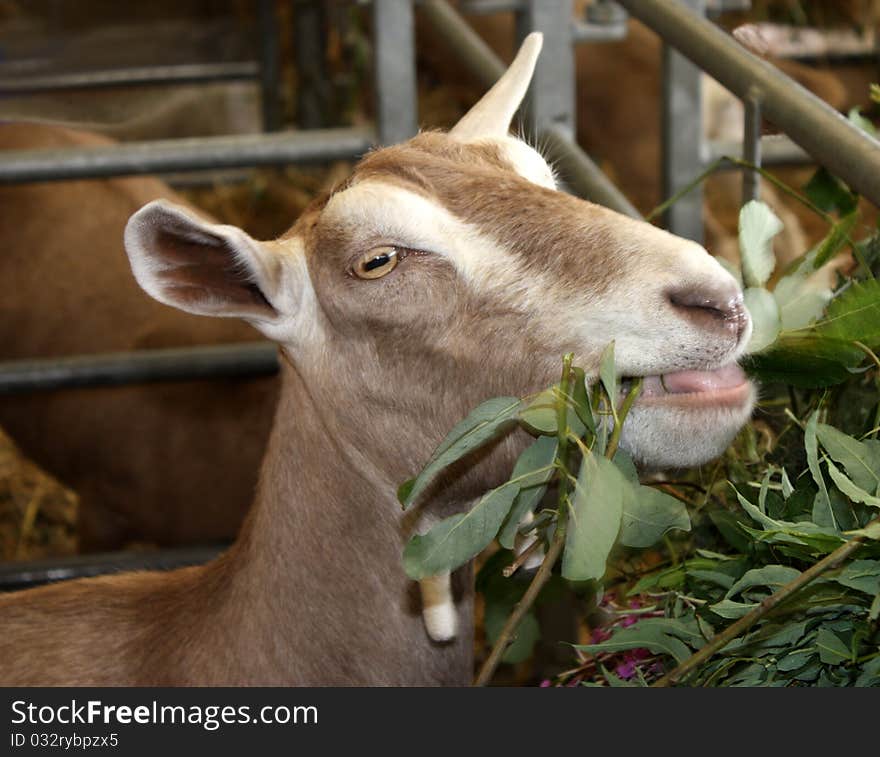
0, 426, 78, 562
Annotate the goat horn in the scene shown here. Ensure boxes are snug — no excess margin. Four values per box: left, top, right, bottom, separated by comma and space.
450, 31, 543, 141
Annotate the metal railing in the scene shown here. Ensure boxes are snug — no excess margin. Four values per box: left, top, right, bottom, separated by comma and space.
4, 0, 880, 586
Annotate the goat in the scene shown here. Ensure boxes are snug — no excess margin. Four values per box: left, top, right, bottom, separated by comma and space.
0, 123, 277, 551
0, 34, 754, 685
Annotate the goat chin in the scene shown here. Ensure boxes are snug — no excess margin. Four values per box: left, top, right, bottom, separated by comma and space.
618, 388, 757, 471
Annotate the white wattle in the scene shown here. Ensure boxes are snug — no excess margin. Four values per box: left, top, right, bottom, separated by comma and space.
419, 573, 458, 642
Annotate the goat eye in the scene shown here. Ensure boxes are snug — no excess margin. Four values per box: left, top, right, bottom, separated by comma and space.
354, 247, 399, 280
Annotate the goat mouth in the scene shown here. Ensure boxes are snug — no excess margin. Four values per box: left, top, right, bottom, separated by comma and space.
625, 363, 752, 409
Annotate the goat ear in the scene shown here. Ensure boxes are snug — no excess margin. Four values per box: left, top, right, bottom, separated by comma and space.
450, 31, 542, 141
124, 199, 284, 326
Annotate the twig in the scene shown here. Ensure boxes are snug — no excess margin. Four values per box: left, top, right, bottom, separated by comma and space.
474, 355, 575, 686
474, 373, 645, 686
652, 514, 880, 687
474, 528, 566, 686
503, 538, 544, 578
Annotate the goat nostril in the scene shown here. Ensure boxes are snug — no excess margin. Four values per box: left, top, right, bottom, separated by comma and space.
668, 286, 747, 338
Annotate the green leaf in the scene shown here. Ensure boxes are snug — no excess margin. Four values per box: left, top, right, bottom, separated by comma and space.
806, 411, 836, 529
777, 648, 818, 673
773, 268, 832, 332
848, 106, 877, 138
847, 520, 880, 540
562, 450, 626, 581
855, 655, 880, 687
803, 167, 858, 216
816, 627, 852, 664
817, 279, 880, 350
519, 385, 587, 438
743, 287, 781, 353
742, 335, 865, 388
612, 449, 639, 482
402, 482, 520, 579
781, 468, 794, 499
574, 618, 702, 664
709, 598, 758, 619
498, 435, 558, 549
483, 604, 540, 664
688, 569, 736, 589
739, 200, 783, 288
826, 459, 880, 508
816, 422, 880, 495
813, 212, 858, 270
726, 565, 801, 599
571, 367, 596, 435
599, 341, 618, 417
743, 620, 811, 653
401, 396, 521, 508
828, 559, 880, 596
732, 486, 843, 543
619, 485, 691, 548
518, 389, 558, 435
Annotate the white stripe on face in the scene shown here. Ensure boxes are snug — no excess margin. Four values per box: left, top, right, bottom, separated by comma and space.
321, 180, 541, 298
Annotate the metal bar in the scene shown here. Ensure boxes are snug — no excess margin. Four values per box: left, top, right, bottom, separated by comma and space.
515, 0, 576, 139
459, 0, 524, 12
742, 92, 762, 204
258, 0, 283, 132
707, 134, 810, 165
0, 62, 260, 96
421, 0, 638, 216
571, 20, 628, 44
661, 0, 705, 243
619, 0, 880, 207
0, 546, 226, 592
0, 344, 279, 394
705, 0, 750, 13
0, 126, 375, 184
543, 126, 640, 218
292, 0, 331, 129
574, 0, 628, 43
373, 0, 418, 145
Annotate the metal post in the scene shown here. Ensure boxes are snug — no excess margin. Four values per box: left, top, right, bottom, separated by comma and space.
293, 0, 332, 129
661, 0, 705, 243
742, 91, 762, 204
258, 0, 283, 132
420, 0, 638, 216
514, 0, 576, 140
619, 0, 880, 207
373, 0, 418, 145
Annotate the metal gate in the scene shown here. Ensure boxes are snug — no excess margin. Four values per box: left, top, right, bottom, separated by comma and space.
2, 0, 879, 588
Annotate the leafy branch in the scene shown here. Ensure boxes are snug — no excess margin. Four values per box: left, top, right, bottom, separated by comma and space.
653, 514, 880, 686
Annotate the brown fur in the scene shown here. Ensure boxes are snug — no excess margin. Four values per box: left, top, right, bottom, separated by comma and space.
0, 121, 714, 685
0, 45, 753, 686
0, 123, 277, 551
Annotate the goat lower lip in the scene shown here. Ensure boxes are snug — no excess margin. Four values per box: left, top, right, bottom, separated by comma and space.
629, 364, 752, 408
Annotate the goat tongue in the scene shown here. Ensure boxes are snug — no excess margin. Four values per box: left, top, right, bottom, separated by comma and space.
640, 363, 746, 396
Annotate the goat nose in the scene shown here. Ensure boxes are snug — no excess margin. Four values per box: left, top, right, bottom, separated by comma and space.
667, 284, 749, 340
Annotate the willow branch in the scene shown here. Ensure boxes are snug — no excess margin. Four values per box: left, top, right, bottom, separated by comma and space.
652, 515, 880, 687
474, 528, 566, 686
